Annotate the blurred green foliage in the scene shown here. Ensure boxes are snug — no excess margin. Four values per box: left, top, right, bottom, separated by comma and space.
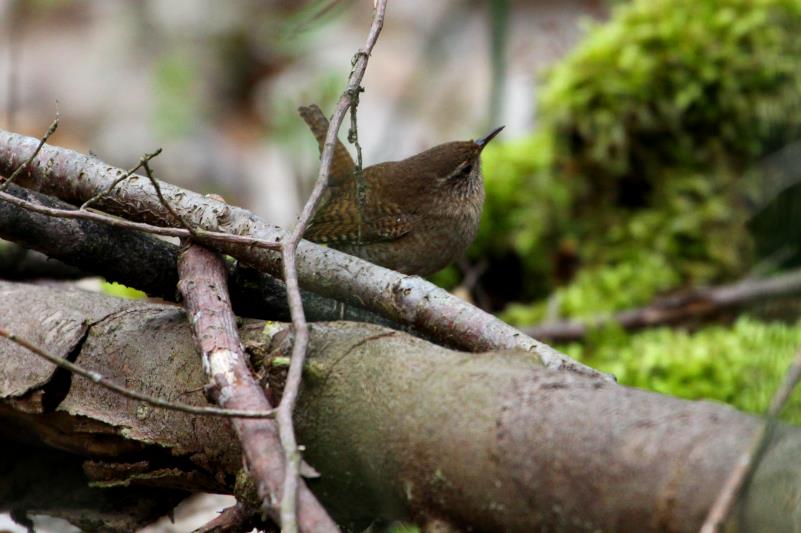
472, 0, 801, 420
154, 51, 202, 138
561, 317, 801, 423
387, 523, 420, 533
270, 71, 343, 150
470, 132, 570, 296
475, 0, 801, 314
543, 0, 801, 179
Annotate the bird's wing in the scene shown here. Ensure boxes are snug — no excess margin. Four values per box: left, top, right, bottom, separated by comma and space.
298, 104, 356, 186
305, 191, 419, 244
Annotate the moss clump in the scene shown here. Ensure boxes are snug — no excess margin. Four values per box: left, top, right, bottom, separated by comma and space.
469, 0, 801, 420
561, 317, 801, 424
101, 281, 146, 300
473, 0, 801, 308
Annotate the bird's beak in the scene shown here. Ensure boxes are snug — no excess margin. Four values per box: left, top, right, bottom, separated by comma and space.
475, 125, 505, 149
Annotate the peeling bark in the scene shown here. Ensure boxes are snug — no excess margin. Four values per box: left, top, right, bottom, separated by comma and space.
0, 439, 185, 533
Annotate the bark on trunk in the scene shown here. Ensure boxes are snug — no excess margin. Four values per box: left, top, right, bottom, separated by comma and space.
0, 281, 797, 531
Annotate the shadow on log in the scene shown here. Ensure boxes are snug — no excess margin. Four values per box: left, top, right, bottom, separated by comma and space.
0, 438, 185, 532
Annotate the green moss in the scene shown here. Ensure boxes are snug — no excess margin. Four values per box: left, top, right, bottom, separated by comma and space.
476, 131, 563, 257
474, 131, 572, 297
472, 0, 801, 309
101, 281, 146, 300
540, 0, 801, 180
561, 317, 801, 424
479, 0, 801, 420
503, 251, 679, 324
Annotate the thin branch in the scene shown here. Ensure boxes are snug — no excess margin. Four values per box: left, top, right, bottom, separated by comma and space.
86, 147, 199, 238
0, 117, 58, 191
141, 159, 199, 237
277, 1, 387, 530
178, 244, 337, 532
700, 346, 801, 532
0, 189, 282, 251
347, 88, 365, 171
0, 327, 275, 418
277, 246, 306, 532
347, 85, 366, 242
767, 351, 801, 415
525, 268, 801, 342
4, 121, 274, 251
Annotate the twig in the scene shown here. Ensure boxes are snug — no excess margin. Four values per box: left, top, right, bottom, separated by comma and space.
767, 351, 801, 415
177, 244, 337, 532
347, 87, 365, 171
3, 119, 274, 251
84, 148, 198, 238
347, 83, 366, 242
0, 189, 281, 251
700, 346, 801, 532
0, 327, 275, 418
277, 1, 387, 530
141, 159, 199, 237
525, 268, 801, 342
80, 149, 162, 210
0, 117, 58, 191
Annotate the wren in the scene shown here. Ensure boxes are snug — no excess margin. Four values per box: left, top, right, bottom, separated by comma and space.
299, 104, 503, 276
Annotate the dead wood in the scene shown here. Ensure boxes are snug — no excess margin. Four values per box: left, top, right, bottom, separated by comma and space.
0, 183, 402, 329
0, 129, 601, 378
0, 281, 798, 532
177, 243, 337, 532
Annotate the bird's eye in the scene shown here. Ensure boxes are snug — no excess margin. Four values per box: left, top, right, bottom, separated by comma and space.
462, 164, 473, 175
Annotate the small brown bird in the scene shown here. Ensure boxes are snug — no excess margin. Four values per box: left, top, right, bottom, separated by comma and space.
300, 104, 503, 276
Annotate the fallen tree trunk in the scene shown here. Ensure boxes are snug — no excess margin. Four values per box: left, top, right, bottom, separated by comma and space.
0, 281, 798, 531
